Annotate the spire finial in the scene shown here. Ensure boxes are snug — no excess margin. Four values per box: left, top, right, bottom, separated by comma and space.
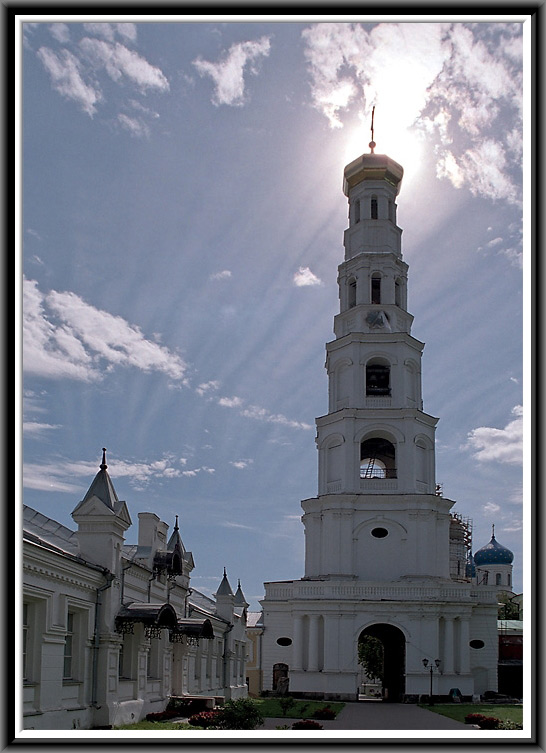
223, 567, 227, 577
369, 105, 376, 154
492, 523, 495, 539
100, 448, 107, 470
174, 514, 179, 531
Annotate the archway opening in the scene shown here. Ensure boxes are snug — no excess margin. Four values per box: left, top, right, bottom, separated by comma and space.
358, 624, 405, 702
360, 438, 396, 479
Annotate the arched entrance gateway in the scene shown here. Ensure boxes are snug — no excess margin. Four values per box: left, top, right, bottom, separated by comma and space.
358, 624, 406, 702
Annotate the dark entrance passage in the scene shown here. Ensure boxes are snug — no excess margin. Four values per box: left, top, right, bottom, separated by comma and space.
358, 624, 406, 702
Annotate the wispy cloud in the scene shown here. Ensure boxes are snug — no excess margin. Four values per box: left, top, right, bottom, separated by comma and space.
37, 47, 102, 116
49, 23, 70, 44
221, 521, 256, 531
23, 453, 184, 494
465, 405, 523, 465
23, 277, 187, 383
193, 36, 271, 106
293, 266, 323, 287
230, 459, 253, 470
79, 37, 169, 92
209, 270, 232, 281
218, 394, 312, 431
35, 23, 167, 135
117, 113, 150, 138
23, 421, 62, 438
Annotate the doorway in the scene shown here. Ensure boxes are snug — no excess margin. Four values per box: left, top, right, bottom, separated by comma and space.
358, 624, 406, 702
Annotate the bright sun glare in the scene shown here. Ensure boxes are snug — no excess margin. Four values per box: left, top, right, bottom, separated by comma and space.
343, 122, 425, 188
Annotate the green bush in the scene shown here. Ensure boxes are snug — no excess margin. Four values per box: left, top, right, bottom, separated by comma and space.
216, 698, 264, 730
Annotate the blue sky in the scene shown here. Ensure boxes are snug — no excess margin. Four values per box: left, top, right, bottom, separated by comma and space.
19, 17, 528, 610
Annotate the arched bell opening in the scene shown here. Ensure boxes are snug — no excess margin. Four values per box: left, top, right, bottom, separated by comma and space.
358, 624, 406, 702
366, 359, 391, 397
360, 438, 396, 479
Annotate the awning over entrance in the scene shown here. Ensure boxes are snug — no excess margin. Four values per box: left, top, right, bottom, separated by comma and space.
171, 618, 214, 644
115, 602, 178, 637
115, 603, 214, 644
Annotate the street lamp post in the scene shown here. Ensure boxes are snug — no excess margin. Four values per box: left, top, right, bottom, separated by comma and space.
422, 658, 441, 705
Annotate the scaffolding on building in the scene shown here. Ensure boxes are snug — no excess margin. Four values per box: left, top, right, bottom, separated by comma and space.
449, 513, 473, 582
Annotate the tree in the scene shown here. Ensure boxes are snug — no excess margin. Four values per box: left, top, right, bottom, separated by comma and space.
358, 635, 384, 683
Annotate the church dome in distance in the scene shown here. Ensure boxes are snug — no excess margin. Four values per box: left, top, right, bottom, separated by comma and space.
474, 527, 514, 565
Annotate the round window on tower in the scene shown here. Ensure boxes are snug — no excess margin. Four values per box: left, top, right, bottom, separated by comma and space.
371, 527, 389, 539
469, 640, 485, 649
276, 637, 292, 647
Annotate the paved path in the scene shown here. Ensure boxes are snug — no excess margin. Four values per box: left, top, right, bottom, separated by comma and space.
260, 702, 469, 731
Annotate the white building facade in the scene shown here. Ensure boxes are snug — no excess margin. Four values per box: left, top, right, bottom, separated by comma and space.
260, 149, 499, 702
22, 451, 248, 730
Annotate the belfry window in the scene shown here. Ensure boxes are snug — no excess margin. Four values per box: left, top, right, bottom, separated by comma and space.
371, 196, 378, 219
371, 274, 381, 304
360, 438, 396, 479
366, 363, 390, 396
348, 278, 357, 308
354, 200, 360, 224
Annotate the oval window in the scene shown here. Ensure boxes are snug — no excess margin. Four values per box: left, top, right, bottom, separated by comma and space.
469, 640, 485, 649
276, 637, 292, 646
371, 527, 388, 538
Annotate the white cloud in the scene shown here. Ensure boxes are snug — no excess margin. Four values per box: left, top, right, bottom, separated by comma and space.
218, 396, 244, 408
465, 405, 523, 465
196, 380, 220, 397
23, 277, 187, 382
293, 266, 323, 287
37, 47, 102, 116
193, 36, 271, 106
79, 38, 169, 92
230, 459, 253, 470
210, 270, 232, 281
483, 502, 501, 515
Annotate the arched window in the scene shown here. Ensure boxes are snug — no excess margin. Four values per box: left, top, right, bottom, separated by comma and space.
348, 278, 357, 308
354, 199, 360, 224
366, 361, 390, 396
371, 195, 378, 219
360, 438, 396, 479
496, 573, 502, 586
395, 279, 402, 308
371, 273, 381, 304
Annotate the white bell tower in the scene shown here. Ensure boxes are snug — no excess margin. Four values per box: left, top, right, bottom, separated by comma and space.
261, 132, 500, 702
302, 147, 453, 583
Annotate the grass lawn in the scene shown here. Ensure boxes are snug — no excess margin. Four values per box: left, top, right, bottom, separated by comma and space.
419, 704, 523, 726
253, 698, 344, 719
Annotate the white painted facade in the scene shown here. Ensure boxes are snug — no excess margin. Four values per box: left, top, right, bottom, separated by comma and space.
22, 454, 248, 730
260, 150, 499, 702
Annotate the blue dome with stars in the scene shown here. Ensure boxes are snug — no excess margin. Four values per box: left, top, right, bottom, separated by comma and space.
474, 528, 513, 566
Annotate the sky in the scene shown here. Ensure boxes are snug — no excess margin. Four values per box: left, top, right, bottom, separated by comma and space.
18, 16, 529, 611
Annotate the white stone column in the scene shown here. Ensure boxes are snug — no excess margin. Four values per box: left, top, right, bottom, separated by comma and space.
292, 615, 304, 671
459, 618, 470, 674
308, 614, 320, 671
323, 614, 339, 672
443, 618, 454, 674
